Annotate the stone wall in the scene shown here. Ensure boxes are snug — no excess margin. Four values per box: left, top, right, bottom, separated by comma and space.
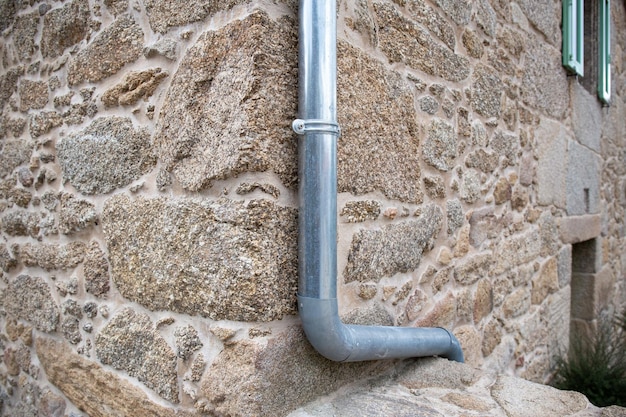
0, 0, 625, 416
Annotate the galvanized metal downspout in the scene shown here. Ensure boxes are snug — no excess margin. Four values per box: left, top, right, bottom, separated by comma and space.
292, 0, 464, 363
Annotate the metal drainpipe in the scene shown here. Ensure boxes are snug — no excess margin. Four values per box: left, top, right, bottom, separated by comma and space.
292, 0, 464, 363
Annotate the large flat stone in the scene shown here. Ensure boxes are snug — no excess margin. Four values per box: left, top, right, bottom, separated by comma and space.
36, 337, 195, 417
338, 41, 423, 203
154, 11, 298, 191
56, 117, 155, 195
102, 195, 297, 321
95, 308, 179, 403
4, 275, 59, 333
344, 205, 443, 282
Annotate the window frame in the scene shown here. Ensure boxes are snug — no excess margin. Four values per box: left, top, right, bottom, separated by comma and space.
563, 0, 584, 76
597, 0, 610, 104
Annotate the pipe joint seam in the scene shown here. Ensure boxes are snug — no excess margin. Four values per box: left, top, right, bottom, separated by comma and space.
292, 119, 341, 137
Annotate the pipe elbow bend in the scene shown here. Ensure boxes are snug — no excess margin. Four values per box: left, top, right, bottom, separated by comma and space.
298, 296, 353, 362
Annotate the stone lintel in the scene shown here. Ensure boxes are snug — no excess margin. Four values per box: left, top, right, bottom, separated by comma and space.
558, 214, 601, 244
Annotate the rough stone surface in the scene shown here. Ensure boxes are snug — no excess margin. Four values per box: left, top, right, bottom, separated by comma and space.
143, 38, 178, 60
446, 199, 463, 235
373, 1, 470, 82
462, 29, 484, 58
4, 275, 59, 332
14, 12, 39, 61
344, 205, 443, 282
491, 375, 588, 416
102, 69, 168, 107
104, 0, 129, 15
144, 0, 249, 33
95, 308, 179, 402
423, 119, 456, 172
1, 139, 33, 179
57, 117, 155, 194
494, 228, 541, 274
18, 242, 86, 270
465, 148, 499, 173
471, 65, 503, 118
102, 195, 298, 321
567, 140, 601, 215
0, 0, 17, 32
174, 325, 203, 360
338, 41, 422, 203
83, 241, 110, 297
424, 175, 446, 199
340, 200, 381, 222
454, 252, 492, 286
40, 0, 91, 58
1, 210, 42, 237
58, 193, 97, 234
521, 36, 569, 119
536, 118, 568, 208
155, 11, 297, 191
68, 16, 144, 86
29, 111, 63, 137
19, 79, 48, 111
202, 326, 385, 417
36, 337, 192, 417
516, 0, 560, 46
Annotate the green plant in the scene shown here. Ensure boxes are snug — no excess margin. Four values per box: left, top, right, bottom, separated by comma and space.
552, 308, 626, 407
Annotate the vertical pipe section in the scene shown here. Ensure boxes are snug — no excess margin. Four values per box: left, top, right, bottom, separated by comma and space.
293, 0, 464, 363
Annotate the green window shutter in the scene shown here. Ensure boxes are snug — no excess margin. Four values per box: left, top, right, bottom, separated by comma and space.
598, 0, 611, 104
563, 0, 584, 75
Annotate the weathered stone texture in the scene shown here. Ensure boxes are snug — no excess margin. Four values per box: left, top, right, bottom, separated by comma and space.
521, 37, 569, 119
494, 228, 541, 274
0, 67, 21, 111
36, 337, 193, 417
516, 0, 560, 46
68, 15, 144, 85
144, 0, 249, 33
1, 210, 41, 237
95, 308, 179, 402
13, 12, 39, 61
41, 0, 92, 59
0, 139, 33, 178
102, 69, 168, 107
536, 118, 568, 208
454, 252, 492, 286
4, 275, 59, 332
56, 117, 155, 194
373, 1, 470, 82
174, 325, 202, 360
58, 193, 97, 234
0, 0, 17, 32
83, 241, 110, 297
18, 242, 86, 270
102, 195, 298, 321
202, 326, 384, 417
471, 65, 503, 118
338, 42, 422, 203
340, 200, 381, 222
29, 111, 63, 138
104, 0, 129, 15
344, 205, 443, 282
154, 11, 298, 191
400, 0, 456, 49
423, 119, 456, 172
434, 0, 471, 25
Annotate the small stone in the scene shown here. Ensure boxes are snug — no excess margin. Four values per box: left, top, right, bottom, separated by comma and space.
419, 96, 439, 114
61, 317, 81, 344
210, 327, 237, 344
383, 207, 398, 219
424, 176, 445, 199
101, 69, 168, 107
83, 302, 98, 318
423, 119, 457, 172
62, 299, 83, 319
437, 247, 453, 266
174, 325, 203, 360
83, 242, 110, 297
493, 177, 512, 204
340, 201, 381, 222
143, 38, 178, 60
358, 283, 377, 300
5, 275, 59, 332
